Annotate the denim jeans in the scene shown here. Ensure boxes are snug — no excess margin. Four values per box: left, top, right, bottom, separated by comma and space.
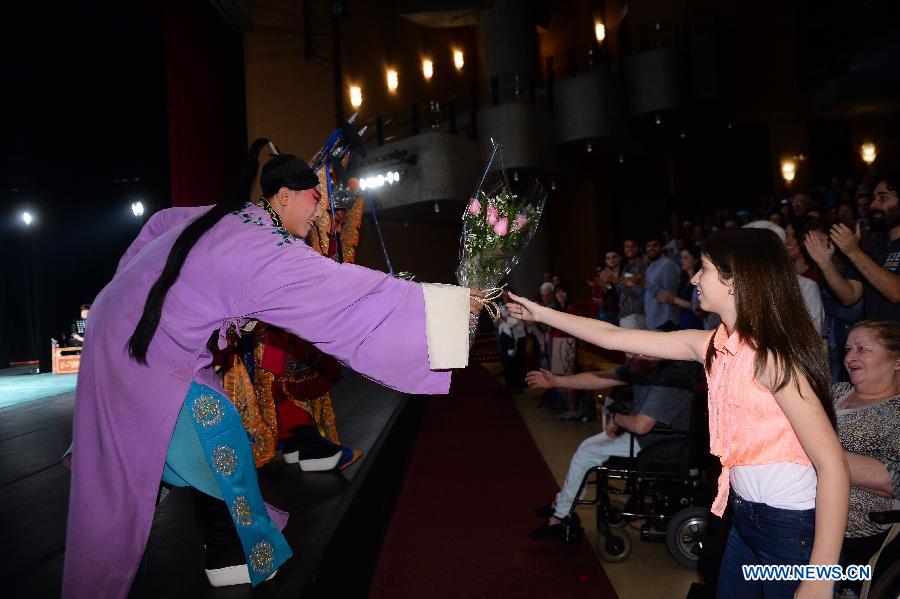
553, 431, 633, 519
716, 492, 816, 599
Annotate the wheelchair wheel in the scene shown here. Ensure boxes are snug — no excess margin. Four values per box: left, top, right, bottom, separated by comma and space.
869, 558, 900, 599
596, 530, 631, 563
665, 506, 709, 569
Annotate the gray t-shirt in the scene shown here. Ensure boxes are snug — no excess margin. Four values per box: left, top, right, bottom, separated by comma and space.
615, 360, 697, 449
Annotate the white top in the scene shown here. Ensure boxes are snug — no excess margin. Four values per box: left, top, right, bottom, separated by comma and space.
730, 462, 818, 510
797, 275, 825, 336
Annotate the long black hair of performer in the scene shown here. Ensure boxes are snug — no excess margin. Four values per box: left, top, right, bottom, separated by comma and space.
126, 138, 270, 363
701, 228, 836, 427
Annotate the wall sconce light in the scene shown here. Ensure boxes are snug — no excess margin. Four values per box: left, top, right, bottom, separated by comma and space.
453, 49, 464, 71
422, 58, 433, 80
349, 85, 362, 108
386, 69, 398, 93
860, 142, 876, 165
594, 21, 606, 43
781, 159, 796, 184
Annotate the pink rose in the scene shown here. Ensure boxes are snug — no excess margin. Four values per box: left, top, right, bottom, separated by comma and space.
493, 217, 509, 236
487, 206, 499, 226
513, 213, 528, 231
468, 198, 481, 215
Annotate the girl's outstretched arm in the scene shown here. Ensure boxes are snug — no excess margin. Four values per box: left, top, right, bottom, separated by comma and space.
507, 292, 711, 363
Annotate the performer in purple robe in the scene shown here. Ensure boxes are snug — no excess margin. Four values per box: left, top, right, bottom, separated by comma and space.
62, 139, 474, 597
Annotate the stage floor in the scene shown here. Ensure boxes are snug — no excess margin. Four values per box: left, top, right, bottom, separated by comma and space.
1, 366, 411, 598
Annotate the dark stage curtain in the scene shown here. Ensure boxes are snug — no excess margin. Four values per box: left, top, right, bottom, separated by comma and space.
160, 0, 247, 208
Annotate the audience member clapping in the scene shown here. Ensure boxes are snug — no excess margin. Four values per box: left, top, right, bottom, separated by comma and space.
831, 321, 900, 598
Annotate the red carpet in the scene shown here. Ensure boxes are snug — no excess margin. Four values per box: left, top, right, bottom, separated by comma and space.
369, 364, 618, 599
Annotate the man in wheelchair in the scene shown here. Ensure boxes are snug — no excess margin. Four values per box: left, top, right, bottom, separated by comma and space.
527, 353, 698, 542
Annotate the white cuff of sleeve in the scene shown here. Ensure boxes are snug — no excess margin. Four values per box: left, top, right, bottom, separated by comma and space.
421, 283, 470, 370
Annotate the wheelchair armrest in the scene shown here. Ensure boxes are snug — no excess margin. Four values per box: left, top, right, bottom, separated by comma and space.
645, 423, 688, 437
869, 510, 900, 525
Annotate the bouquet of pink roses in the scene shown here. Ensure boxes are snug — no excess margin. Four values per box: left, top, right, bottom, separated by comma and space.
456, 141, 547, 342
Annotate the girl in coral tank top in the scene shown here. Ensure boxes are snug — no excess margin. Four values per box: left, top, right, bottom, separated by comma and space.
508, 229, 848, 599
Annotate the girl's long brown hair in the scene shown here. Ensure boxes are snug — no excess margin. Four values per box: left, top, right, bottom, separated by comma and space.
702, 229, 835, 427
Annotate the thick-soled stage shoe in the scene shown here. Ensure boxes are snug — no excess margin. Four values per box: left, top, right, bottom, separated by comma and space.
282, 425, 343, 471
193, 490, 278, 586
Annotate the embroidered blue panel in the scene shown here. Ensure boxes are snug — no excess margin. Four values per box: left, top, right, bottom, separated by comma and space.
185, 382, 292, 586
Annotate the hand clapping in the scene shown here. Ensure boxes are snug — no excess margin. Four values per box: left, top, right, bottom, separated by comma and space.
829, 222, 862, 256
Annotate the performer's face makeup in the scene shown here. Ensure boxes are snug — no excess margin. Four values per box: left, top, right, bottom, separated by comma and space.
278, 186, 322, 237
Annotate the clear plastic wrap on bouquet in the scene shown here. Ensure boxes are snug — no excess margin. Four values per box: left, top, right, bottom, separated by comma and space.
456, 142, 547, 343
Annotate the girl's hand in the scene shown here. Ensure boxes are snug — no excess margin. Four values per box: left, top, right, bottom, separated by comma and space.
525, 368, 556, 389
506, 292, 543, 323
793, 580, 834, 599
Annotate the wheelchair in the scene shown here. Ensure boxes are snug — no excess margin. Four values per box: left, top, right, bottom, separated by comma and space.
854, 509, 900, 599
557, 390, 713, 570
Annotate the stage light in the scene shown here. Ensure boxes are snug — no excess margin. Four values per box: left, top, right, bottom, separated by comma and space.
422, 58, 433, 80
357, 170, 403, 192
781, 159, 796, 183
21, 211, 34, 226
594, 22, 606, 43
349, 85, 362, 108
386, 69, 398, 93
131, 201, 145, 217
453, 49, 464, 71
861, 142, 876, 164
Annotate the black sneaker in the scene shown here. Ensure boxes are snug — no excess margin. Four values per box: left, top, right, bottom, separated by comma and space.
282, 425, 342, 471
530, 513, 581, 541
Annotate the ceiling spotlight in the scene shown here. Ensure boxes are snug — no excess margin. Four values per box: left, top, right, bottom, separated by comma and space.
587, 141, 593, 153
618, 154, 625, 164
21, 211, 34, 226
680, 131, 686, 139
434, 201, 440, 213
131, 201, 145, 217
551, 181, 557, 191
655, 114, 662, 126
594, 21, 606, 43
422, 58, 434, 80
